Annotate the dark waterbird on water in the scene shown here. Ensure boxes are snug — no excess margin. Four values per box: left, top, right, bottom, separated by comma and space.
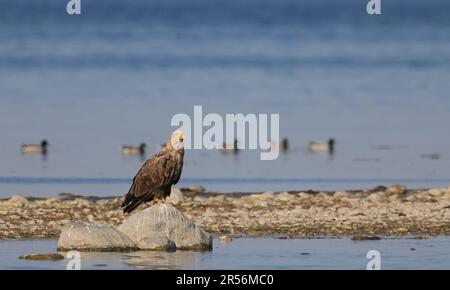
21, 140, 48, 155
219, 139, 240, 154
269, 137, 289, 153
308, 138, 335, 154
121, 143, 147, 156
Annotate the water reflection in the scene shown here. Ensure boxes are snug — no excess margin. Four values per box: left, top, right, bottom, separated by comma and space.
2, 237, 450, 269
120, 251, 203, 270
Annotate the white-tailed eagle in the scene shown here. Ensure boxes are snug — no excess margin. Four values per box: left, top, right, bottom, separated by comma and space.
121, 131, 185, 213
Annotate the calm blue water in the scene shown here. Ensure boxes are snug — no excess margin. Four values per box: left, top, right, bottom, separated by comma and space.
1, 237, 449, 270
0, 0, 450, 197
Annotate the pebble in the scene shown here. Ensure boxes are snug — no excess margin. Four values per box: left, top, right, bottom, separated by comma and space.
167, 187, 184, 205
297, 192, 310, 199
428, 188, 444, 197
274, 192, 293, 201
87, 214, 95, 222
333, 191, 349, 199
387, 184, 407, 195
218, 235, 233, 243
189, 185, 206, 193
73, 198, 92, 207
351, 236, 381, 241
257, 192, 275, 200
5, 195, 29, 207
19, 253, 64, 261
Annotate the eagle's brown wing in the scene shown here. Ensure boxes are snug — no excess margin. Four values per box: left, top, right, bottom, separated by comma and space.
121, 149, 182, 213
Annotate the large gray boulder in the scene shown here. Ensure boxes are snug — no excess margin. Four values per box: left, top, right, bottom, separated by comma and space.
57, 221, 137, 251
117, 204, 212, 251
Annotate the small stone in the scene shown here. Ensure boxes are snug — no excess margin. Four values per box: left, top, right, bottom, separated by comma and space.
189, 185, 206, 193
167, 187, 184, 205
87, 214, 95, 222
333, 191, 349, 198
247, 191, 274, 200
387, 184, 407, 195
258, 192, 274, 200
5, 195, 29, 208
297, 192, 310, 199
274, 192, 293, 201
194, 196, 208, 203
316, 192, 329, 199
255, 200, 269, 207
405, 194, 417, 202
96, 199, 110, 206
19, 253, 64, 261
74, 198, 93, 208
428, 188, 444, 197
351, 236, 381, 241
337, 207, 349, 214
204, 208, 216, 217
208, 195, 225, 203
396, 227, 409, 233
371, 185, 387, 192
218, 235, 232, 243
44, 198, 59, 205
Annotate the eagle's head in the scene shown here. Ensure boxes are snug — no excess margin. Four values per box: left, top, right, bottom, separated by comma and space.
168, 130, 185, 151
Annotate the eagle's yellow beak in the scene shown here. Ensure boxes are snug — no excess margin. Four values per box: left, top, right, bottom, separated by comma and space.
179, 132, 185, 142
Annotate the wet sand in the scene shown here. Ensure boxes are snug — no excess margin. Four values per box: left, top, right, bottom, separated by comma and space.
0, 185, 449, 239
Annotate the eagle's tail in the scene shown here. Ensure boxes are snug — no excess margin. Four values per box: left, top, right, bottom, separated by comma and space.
122, 198, 144, 214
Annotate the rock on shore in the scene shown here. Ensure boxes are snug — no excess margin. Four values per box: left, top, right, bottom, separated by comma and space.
57, 221, 137, 251
117, 204, 212, 251
19, 253, 65, 260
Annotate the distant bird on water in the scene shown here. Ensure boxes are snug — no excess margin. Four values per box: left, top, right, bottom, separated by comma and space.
21, 140, 48, 155
121, 131, 185, 213
121, 143, 147, 156
308, 138, 335, 154
219, 139, 239, 154
270, 138, 289, 152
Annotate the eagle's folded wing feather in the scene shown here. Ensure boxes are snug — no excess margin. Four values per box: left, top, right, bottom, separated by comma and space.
122, 151, 175, 212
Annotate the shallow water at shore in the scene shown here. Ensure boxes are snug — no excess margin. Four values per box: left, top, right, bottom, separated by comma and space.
1, 237, 449, 270
1, 176, 450, 198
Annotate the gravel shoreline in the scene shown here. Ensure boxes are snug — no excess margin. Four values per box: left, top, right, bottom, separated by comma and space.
0, 185, 449, 239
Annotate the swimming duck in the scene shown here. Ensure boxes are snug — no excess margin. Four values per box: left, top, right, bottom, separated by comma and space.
21, 140, 48, 154
219, 139, 240, 154
121, 143, 147, 155
308, 138, 335, 154
270, 138, 289, 152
